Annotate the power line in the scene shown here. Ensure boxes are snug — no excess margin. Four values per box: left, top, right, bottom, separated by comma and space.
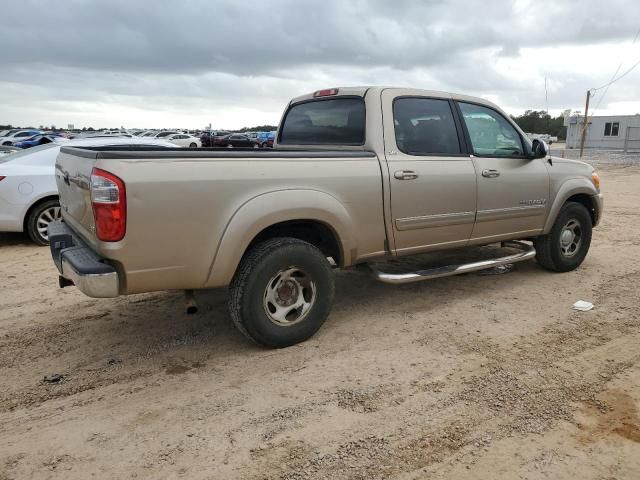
592, 57, 640, 92
587, 25, 640, 118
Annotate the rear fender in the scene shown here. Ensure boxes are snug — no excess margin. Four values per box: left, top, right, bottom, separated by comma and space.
205, 189, 354, 288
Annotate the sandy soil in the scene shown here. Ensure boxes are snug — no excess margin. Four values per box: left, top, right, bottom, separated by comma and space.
1, 165, 640, 480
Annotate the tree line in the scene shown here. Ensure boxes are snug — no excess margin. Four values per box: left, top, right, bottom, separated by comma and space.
510, 110, 567, 140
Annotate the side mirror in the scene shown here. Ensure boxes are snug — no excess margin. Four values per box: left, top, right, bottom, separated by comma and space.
531, 138, 549, 159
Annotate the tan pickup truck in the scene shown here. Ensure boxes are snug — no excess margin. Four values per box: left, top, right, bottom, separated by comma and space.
49, 87, 603, 347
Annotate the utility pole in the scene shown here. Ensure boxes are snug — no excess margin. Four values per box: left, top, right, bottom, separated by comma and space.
579, 90, 591, 158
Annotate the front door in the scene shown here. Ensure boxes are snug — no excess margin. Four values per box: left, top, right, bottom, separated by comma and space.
382, 90, 477, 255
456, 101, 550, 241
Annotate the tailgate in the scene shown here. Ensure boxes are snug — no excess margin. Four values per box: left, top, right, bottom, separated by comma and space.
55, 147, 99, 241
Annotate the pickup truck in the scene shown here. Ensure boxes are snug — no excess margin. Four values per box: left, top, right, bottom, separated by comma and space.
48, 87, 603, 348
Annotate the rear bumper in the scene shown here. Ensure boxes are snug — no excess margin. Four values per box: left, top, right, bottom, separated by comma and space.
48, 220, 120, 298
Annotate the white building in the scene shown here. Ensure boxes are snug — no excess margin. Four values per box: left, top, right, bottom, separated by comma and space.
566, 113, 640, 151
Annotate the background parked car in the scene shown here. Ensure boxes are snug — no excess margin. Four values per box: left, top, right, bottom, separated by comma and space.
256, 131, 276, 148
0, 129, 42, 146
0, 146, 20, 158
166, 133, 201, 148
219, 133, 259, 148
0, 137, 176, 245
146, 131, 179, 140
200, 130, 232, 147
13, 133, 69, 149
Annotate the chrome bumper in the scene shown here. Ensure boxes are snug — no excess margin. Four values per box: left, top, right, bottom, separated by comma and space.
49, 220, 120, 298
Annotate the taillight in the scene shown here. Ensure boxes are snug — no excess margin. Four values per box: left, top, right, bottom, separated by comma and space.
0, 176, 5, 182
90, 168, 126, 241
313, 88, 339, 97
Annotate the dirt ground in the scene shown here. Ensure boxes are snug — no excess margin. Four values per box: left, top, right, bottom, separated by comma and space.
1, 164, 640, 480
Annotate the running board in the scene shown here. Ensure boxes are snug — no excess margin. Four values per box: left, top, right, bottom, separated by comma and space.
369, 241, 536, 285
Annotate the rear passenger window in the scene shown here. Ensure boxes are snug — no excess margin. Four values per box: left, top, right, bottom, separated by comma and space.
393, 98, 461, 155
279, 98, 365, 145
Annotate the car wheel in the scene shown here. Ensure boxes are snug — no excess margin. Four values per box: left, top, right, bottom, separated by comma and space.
535, 202, 592, 272
27, 199, 61, 246
226, 144, 234, 148
261, 143, 267, 149
253, 143, 259, 149
228, 237, 335, 348
189, 142, 197, 148
3, 141, 12, 146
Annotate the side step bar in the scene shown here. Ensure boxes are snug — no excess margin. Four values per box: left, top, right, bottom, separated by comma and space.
369, 241, 536, 285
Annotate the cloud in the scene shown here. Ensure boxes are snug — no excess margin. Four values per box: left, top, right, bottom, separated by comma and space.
1, 0, 639, 127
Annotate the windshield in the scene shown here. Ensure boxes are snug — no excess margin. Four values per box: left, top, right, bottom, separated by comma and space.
279, 97, 365, 145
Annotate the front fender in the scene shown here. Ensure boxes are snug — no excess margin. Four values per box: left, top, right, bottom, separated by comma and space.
543, 178, 599, 233
205, 189, 354, 288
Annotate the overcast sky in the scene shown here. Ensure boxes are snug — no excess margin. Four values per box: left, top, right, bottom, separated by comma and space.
1, 0, 640, 129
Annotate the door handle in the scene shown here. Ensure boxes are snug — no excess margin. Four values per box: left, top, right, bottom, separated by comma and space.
481, 169, 500, 178
394, 170, 419, 180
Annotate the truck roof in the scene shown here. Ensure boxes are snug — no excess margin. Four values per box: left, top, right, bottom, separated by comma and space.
288, 86, 501, 111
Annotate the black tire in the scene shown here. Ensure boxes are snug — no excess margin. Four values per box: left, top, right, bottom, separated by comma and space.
228, 237, 335, 348
536, 202, 592, 272
189, 142, 197, 148
26, 199, 61, 246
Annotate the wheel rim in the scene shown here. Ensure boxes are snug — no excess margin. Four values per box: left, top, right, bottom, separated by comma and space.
190, 143, 196, 148
559, 218, 582, 258
253, 144, 259, 149
227, 144, 233, 148
37, 205, 62, 241
263, 266, 316, 326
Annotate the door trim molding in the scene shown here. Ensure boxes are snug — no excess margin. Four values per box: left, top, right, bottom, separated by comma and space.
395, 211, 475, 231
476, 204, 546, 222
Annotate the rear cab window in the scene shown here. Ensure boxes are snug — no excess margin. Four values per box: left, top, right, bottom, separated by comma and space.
393, 97, 462, 155
279, 97, 365, 145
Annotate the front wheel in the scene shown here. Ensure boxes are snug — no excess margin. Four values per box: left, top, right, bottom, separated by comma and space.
228, 238, 335, 348
189, 142, 197, 148
535, 202, 592, 272
27, 199, 61, 245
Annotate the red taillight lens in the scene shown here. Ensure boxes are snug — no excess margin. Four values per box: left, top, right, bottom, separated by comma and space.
313, 88, 339, 97
90, 168, 126, 241
0, 176, 6, 182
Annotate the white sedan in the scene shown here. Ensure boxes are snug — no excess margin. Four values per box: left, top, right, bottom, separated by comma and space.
0, 137, 176, 245
0, 129, 43, 146
165, 133, 201, 148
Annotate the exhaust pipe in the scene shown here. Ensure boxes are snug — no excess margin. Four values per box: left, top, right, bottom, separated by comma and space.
184, 290, 198, 314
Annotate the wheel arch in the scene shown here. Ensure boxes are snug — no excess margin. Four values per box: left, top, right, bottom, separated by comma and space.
22, 194, 59, 231
205, 189, 354, 288
543, 179, 598, 234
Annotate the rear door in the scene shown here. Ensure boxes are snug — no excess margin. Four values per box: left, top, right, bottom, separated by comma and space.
455, 101, 549, 241
382, 89, 477, 255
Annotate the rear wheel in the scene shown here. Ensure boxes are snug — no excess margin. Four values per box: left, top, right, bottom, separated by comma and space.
189, 142, 197, 148
226, 144, 234, 148
27, 199, 61, 245
228, 238, 335, 348
536, 202, 592, 272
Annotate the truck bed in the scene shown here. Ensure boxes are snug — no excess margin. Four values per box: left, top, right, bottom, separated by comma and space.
54, 145, 388, 294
